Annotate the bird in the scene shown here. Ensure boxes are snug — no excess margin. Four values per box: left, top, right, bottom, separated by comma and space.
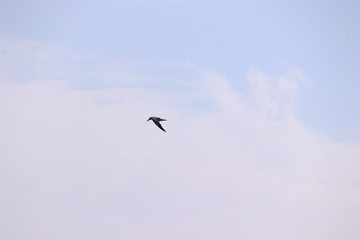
147, 116, 167, 132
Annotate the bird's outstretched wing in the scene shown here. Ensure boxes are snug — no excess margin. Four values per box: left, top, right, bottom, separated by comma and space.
154, 121, 166, 132
157, 118, 167, 122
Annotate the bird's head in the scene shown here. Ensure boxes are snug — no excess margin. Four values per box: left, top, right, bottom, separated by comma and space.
146, 117, 151, 122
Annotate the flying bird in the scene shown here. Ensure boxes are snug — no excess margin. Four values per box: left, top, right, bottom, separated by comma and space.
147, 116, 167, 132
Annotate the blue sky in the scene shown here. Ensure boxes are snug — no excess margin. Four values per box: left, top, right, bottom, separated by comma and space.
1, 1, 359, 239
1, 1, 358, 139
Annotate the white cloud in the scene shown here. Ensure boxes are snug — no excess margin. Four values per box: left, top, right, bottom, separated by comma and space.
246, 66, 309, 119
1, 37, 359, 239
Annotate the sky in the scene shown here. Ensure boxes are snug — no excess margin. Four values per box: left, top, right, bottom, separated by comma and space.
0, 1, 359, 239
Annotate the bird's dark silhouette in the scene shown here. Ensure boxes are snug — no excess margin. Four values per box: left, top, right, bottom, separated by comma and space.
147, 116, 167, 132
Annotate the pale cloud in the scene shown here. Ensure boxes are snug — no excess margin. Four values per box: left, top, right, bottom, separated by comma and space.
1, 37, 359, 239
246, 66, 309, 119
